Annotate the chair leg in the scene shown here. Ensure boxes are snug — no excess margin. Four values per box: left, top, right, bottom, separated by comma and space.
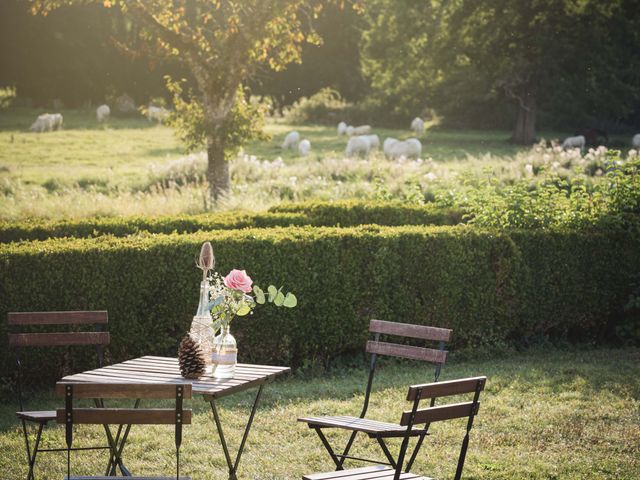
375, 438, 397, 469
313, 428, 343, 470
336, 431, 358, 469
405, 432, 427, 471
21, 420, 45, 480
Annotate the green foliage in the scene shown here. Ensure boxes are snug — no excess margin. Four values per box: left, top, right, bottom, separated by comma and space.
443, 151, 640, 230
269, 200, 464, 227
361, 0, 640, 130
1, 224, 638, 382
283, 88, 349, 124
0, 201, 463, 243
166, 79, 268, 156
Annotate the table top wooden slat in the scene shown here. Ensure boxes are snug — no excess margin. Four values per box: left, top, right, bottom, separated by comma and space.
59, 356, 290, 400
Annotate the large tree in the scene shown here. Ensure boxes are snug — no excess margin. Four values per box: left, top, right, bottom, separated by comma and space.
362, 0, 640, 143
32, 0, 341, 200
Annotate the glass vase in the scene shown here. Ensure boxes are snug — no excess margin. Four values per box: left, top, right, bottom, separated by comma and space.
211, 324, 237, 379
190, 280, 214, 374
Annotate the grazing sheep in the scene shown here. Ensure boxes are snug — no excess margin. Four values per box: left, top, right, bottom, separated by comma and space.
562, 135, 585, 151
30, 113, 63, 132
383, 137, 399, 158
633, 133, 640, 148
351, 125, 371, 136
365, 134, 380, 149
411, 117, 425, 136
337, 121, 347, 136
346, 125, 355, 137
30, 114, 53, 132
298, 139, 311, 156
96, 104, 110, 123
388, 138, 422, 160
345, 136, 371, 157
281, 131, 300, 150
147, 105, 169, 123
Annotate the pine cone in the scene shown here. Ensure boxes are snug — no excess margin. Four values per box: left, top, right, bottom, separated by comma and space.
178, 333, 206, 379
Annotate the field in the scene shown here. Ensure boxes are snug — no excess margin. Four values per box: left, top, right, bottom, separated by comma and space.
4, 106, 626, 220
0, 348, 638, 479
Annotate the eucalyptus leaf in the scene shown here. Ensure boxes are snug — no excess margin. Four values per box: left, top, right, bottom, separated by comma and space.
274, 291, 285, 307
267, 285, 277, 302
206, 295, 225, 311
236, 304, 251, 316
283, 292, 297, 308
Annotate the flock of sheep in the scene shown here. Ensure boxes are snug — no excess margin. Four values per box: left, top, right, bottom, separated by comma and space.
27, 106, 640, 155
29, 102, 169, 132
281, 116, 427, 160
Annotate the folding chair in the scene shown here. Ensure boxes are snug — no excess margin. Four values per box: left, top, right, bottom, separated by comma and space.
7, 311, 111, 480
57, 382, 192, 480
298, 319, 452, 470
302, 376, 487, 480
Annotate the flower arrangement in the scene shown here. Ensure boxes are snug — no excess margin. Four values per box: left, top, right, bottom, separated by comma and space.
201, 251, 297, 335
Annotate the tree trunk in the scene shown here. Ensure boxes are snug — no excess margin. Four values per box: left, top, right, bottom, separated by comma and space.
206, 135, 230, 202
511, 93, 536, 144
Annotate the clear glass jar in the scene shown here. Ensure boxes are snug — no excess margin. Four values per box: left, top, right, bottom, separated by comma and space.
190, 280, 214, 374
211, 324, 237, 379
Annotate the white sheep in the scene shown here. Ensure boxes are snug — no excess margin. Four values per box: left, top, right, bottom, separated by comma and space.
96, 104, 110, 123
337, 121, 347, 136
30, 114, 52, 132
383, 137, 399, 158
365, 134, 380, 149
147, 105, 169, 123
632, 133, 640, 148
388, 138, 422, 160
351, 125, 371, 136
298, 139, 311, 156
281, 131, 300, 150
30, 113, 63, 132
345, 136, 371, 157
561, 135, 585, 151
411, 117, 425, 136
346, 125, 355, 137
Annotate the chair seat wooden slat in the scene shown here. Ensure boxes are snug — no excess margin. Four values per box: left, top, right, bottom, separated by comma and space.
66, 477, 192, 480
8, 311, 108, 326
56, 408, 192, 425
407, 376, 487, 401
16, 410, 57, 422
304, 465, 432, 480
9, 332, 110, 347
369, 319, 452, 342
299, 415, 426, 437
366, 341, 447, 363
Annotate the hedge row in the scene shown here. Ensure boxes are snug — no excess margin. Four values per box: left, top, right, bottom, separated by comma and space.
1, 224, 637, 382
0, 201, 464, 243
269, 200, 464, 227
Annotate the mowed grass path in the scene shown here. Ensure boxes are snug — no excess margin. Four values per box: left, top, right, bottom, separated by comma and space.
0, 348, 638, 479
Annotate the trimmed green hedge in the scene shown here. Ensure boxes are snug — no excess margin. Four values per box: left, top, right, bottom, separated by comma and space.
1, 224, 637, 382
0, 212, 308, 243
269, 200, 464, 227
0, 201, 463, 243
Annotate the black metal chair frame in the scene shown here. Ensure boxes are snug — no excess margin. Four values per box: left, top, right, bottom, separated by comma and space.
7, 311, 120, 480
61, 382, 190, 480
304, 320, 451, 471
302, 376, 486, 480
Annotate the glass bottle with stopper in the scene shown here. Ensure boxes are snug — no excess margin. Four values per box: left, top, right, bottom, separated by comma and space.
189, 241, 215, 374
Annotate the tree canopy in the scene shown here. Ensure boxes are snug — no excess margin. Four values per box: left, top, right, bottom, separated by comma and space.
362, 0, 640, 142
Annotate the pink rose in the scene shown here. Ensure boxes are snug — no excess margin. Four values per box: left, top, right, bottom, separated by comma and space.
224, 269, 253, 293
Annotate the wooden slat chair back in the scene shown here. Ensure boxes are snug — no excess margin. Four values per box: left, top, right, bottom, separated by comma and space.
57, 382, 193, 480
302, 376, 487, 480
7, 311, 110, 480
298, 319, 452, 471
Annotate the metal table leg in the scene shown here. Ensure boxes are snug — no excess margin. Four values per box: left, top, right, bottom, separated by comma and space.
209, 384, 264, 480
96, 398, 140, 477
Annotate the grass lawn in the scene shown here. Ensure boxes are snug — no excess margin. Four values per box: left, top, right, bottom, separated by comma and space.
0, 348, 638, 479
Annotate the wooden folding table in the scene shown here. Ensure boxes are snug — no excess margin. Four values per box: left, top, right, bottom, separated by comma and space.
58, 355, 290, 479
